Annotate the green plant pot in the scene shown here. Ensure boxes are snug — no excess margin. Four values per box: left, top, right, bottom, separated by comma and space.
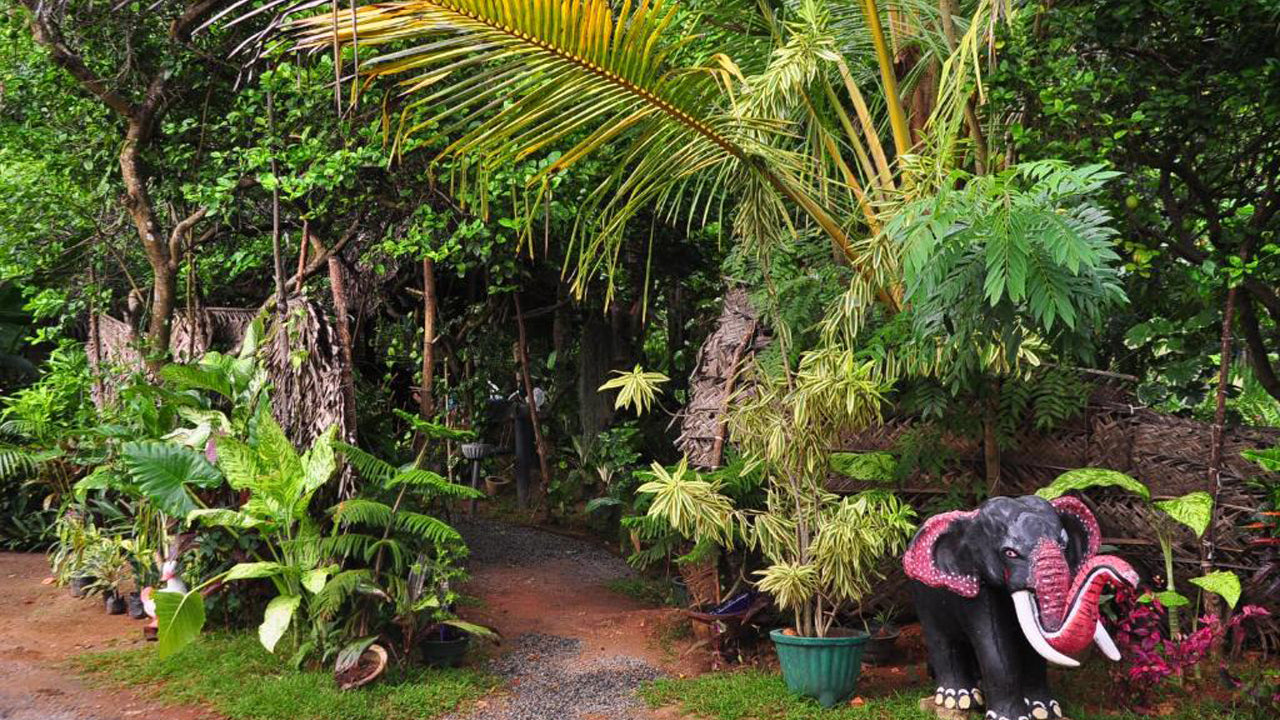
770, 628, 869, 709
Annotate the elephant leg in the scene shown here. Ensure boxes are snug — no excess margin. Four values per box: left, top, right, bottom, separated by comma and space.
1017, 639, 1063, 719
913, 584, 983, 712
967, 592, 1031, 720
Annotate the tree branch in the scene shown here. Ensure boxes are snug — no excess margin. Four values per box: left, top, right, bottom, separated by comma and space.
22, 1, 135, 118
1238, 294, 1280, 403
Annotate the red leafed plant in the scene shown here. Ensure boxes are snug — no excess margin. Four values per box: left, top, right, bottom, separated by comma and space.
1103, 585, 1272, 709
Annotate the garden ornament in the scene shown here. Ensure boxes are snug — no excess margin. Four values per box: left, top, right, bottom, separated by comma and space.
904, 495, 1139, 720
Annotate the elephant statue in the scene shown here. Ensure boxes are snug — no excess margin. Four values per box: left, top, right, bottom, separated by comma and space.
903, 495, 1139, 720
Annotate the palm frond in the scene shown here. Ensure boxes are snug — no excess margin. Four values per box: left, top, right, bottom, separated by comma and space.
0, 447, 38, 482
265, 0, 870, 298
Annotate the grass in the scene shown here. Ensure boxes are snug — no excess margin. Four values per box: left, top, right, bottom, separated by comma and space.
606, 576, 673, 606
73, 632, 497, 720
642, 670, 928, 720
641, 668, 1266, 720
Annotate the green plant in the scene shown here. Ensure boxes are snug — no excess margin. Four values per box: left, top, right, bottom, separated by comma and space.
639, 349, 916, 637
1038, 469, 1244, 641
158, 418, 342, 661
328, 440, 491, 657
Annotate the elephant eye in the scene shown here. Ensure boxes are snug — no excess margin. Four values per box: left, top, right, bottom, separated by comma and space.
1003, 548, 1020, 559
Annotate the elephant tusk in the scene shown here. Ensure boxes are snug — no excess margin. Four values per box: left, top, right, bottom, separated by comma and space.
1012, 591, 1081, 668
1093, 621, 1121, 661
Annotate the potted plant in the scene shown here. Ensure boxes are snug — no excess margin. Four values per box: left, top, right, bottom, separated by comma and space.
861, 606, 901, 666
50, 511, 99, 597
638, 351, 916, 707
87, 537, 131, 614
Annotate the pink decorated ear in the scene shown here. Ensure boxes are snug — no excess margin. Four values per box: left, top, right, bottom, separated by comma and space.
1051, 495, 1101, 558
903, 509, 980, 598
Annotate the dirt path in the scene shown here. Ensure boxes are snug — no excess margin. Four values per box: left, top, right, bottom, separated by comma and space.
450, 518, 700, 720
0, 521, 695, 720
0, 552, 214, 720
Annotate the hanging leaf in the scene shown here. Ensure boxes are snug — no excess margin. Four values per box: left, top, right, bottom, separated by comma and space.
155, 589, 206, 658
1154, 491, 1214, 538
187, 508, 261, 529
122, 441, 224, 516
1036, 468, 1150, 501
259, 594, 302, 653
1188, 571, 1241, 609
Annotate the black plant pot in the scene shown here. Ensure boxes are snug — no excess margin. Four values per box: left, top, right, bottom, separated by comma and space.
104, 591, 127, 615
127, 592, 147, 619
861, 622, 900, 666
69, 575, 96, 598
421, 626, 471, 668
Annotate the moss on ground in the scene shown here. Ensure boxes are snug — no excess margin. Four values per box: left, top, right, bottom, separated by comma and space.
73, 632, 497, 720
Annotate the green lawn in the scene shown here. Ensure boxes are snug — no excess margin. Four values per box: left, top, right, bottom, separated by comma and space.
73, 632, 497, 720
641, 669, 1261, 720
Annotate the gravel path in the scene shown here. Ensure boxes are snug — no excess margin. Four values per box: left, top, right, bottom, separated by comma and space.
449, 519, 664, 720
455, 517, 638, 583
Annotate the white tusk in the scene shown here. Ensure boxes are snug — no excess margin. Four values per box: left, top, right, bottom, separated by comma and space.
1093, 621, 1121, 661
1012, 591, 1081, 668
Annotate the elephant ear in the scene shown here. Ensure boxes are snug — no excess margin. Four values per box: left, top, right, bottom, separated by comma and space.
903, 509, 980, 598
1051, 496, 1101, 569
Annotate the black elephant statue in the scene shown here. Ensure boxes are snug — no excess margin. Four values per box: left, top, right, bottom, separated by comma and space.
903, 495, 1139, 720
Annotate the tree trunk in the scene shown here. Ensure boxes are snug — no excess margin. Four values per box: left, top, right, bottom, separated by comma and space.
419, 258, 438, 421
328, 253, 358, 441
578, 313, 615, 441
514, 292, 553, 518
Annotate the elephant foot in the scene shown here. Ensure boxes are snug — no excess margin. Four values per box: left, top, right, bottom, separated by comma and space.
919, 697, 973, 720
930, 686, 983, 711
1023, 697, 1064, 719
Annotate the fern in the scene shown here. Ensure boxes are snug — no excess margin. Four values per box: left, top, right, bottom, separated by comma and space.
0, 446, 38, 481
390, 468, 483, 499
332, 498, 394, 528
334, 442, 396, 485
310, 569, 370, 621
396, 512, 462, 545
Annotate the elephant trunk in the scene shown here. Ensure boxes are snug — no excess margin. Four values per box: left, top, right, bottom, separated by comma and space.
1013, 538, 1139, 667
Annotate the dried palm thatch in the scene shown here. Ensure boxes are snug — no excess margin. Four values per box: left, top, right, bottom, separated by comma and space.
260, 297, 352, 459
88, 300, 354, 495
677, 287, 768, 469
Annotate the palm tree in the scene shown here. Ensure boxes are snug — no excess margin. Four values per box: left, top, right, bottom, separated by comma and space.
218, 0, 1002, 310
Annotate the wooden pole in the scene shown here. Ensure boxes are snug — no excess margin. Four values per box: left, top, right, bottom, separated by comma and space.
1203, 283, 1237, 631
419, 258, 438, 426
514, 292, 553, 518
